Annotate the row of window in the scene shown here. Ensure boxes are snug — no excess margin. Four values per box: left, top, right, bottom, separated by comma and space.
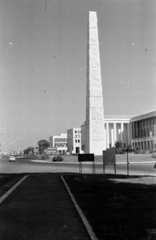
75, 135, 81, 138
54, 143, 67, 147
75, 130, 81, 133
75, 140, 80, 143
132, 117, 156, 139
132, 127, 156, 138
54, 138, 67, 142
132, 140, 156, 151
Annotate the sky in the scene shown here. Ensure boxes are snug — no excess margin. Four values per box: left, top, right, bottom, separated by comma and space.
0, 0, 156, 151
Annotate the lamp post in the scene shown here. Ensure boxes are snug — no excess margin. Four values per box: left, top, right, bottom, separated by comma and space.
126, 124, 129, 176
17, 137, 22, 152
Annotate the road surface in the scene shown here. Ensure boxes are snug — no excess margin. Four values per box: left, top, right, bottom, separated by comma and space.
0, 155, 156, 176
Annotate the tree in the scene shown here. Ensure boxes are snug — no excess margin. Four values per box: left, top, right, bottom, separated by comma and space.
114, 140, 123, 154
24, 147, 34, 155
38, 140, 50, 154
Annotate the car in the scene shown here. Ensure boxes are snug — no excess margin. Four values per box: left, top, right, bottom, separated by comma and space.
52, 156, 63, 162
9, 156, 16, 162
41, 153, 49, 160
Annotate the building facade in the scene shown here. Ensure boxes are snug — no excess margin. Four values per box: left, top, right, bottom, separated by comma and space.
81, 116, 131, 154
131, 110, 156, 151
67, 128, 83, 154
49, 133, 67, 154
105, 116, 131, 149
48, 111, 156, 155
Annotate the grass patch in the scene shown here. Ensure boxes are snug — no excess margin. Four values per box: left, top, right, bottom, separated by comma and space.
64, 174, 156, 240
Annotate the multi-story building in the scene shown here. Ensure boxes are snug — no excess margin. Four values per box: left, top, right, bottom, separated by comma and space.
49, 111, 156, 155
67, 128, 83, 154
131, 110, 156, 151
49, 133, 67, 154
81, 110, 156, 154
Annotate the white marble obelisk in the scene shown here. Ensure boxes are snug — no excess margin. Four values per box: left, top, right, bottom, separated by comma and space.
85, 11, 106, 155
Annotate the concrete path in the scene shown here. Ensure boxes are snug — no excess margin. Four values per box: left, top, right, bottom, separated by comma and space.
0, 173, 90, 240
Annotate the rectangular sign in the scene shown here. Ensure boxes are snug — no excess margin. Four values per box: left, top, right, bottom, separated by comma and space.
103, 149, 116, 166
78, 154, 94, 162
47, 148, 57, 151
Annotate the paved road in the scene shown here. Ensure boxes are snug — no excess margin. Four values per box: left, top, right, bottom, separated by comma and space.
0, 156, 156, 176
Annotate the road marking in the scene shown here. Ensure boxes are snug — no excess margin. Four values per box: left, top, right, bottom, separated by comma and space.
61, 175, 99, 240
0, 175, 28, 204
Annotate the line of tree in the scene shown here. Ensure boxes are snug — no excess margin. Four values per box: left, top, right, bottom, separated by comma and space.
38, 140, 50, 154
23, 147, 34, 155
114, 141, 132, 154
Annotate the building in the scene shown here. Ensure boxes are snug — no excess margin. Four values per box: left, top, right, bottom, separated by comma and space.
81, 116, 131, 153
67, 128, 83, 154
105, 116, 131, 149
49, 133, 67, 154
131, 110, 156, 152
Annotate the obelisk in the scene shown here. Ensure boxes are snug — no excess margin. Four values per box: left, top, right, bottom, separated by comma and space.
85, 11, 106, 155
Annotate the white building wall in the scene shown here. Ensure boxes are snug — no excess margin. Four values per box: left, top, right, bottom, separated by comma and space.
81, 123, 86, 152
49, 133, 67, 153
81, 111, 156, 152
105, 119, 131, 148
67, 128, 83, 154
81, 117, 131, 153
67, 129, 73, 154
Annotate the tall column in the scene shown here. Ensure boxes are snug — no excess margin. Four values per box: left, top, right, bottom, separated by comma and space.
126, 123, 128, 147
121, 122, 124, 142
132, 122, 134, 139
114, 122, 117, 146
111, 126, 114, 148
145, 119, 147, 137
85, 11, 106, 155
106, 123, 109, 149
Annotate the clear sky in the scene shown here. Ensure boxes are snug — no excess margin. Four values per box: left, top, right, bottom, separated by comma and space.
0, 0, 156, 151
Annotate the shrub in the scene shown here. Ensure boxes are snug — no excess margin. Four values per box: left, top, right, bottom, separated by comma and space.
151, 153, 156, 159
41, 153, 49, 160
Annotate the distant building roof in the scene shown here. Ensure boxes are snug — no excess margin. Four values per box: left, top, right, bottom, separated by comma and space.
104, 115, 133, 119
131, 109, 156, 121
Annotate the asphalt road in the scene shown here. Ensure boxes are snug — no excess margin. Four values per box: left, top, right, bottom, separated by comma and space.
0, 155, 156, 176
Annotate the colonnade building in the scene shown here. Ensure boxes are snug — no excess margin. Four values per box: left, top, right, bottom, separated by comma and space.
104, 116, 131, 149
81, 116, 131, 153
81, 110, 156, 154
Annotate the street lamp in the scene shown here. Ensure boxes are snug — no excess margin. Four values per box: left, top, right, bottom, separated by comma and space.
126, 124, 129, 176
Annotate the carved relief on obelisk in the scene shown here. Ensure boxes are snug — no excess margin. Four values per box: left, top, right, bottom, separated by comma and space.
85, 11, 106, 155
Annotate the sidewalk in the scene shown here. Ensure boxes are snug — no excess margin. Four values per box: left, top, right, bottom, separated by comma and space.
0, 173, 90, 240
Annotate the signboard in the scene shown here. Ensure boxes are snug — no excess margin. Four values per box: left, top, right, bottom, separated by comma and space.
47, 147, 57, 151
103, 149, 116, 166
78, 154, 94, 162
103, 149, 116, 174
78, 154, 95, 174
47, 147, 57, 154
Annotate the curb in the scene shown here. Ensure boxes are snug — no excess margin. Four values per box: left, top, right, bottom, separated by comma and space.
61, 175, 99, 240
0, 175, 28, 204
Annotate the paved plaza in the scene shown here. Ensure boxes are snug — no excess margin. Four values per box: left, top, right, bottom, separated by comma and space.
0, 173, 91, 240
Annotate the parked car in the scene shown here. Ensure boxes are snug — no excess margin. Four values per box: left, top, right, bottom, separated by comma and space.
9, 156, 16, 162
41, 153, 49, 160
52, 156, 64, 162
